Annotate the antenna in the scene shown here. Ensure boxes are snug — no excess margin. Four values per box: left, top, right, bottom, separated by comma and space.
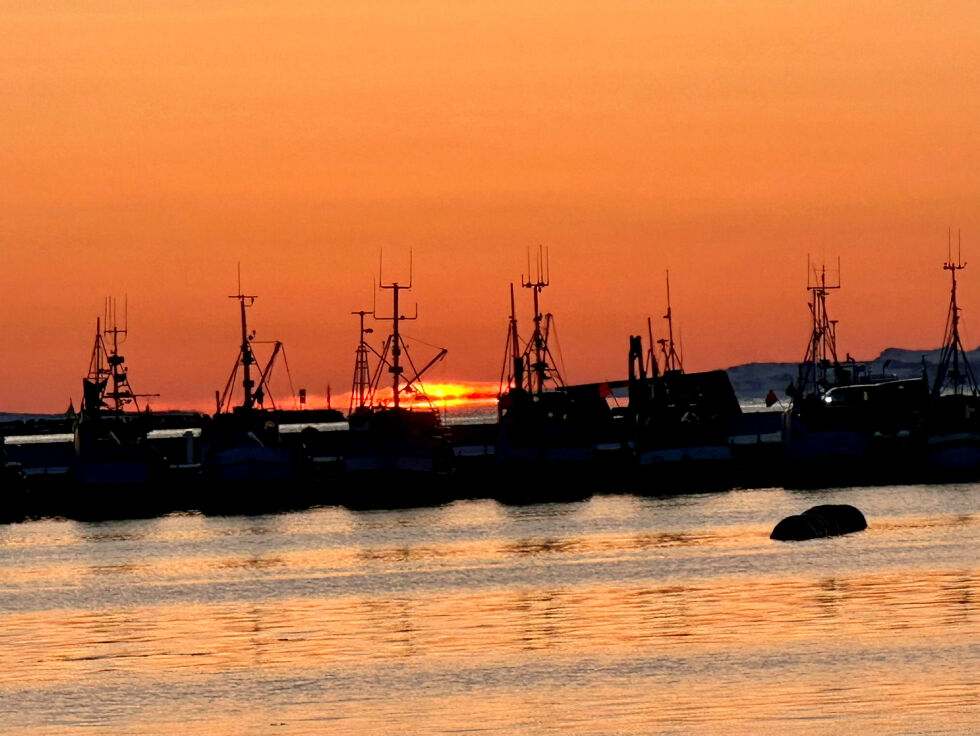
520, 245, 562, 392
376, 250, 418, 408
220, 267, 259, 412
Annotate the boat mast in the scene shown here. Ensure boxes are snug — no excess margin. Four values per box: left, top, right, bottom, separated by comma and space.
933, 230, 978, 398
83, 297, 156, 418
499, 282, 526, 393
350, 308, 374, 413
104, 298, 127, 412
87, 316, 106, 386
376, 252, 417, 409
510, 283, 523, 390
522, 246, 563, 393
800, 257, 841, 396
221, 267, 258, 412
101, 296, 150, 414
659, 271, 683, 373
82, 316, 108, 419
526, 249, 546, 393
646, 316, 659, 377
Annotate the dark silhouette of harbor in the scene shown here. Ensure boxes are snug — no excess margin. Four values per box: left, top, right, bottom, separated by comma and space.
3, 248, 980, 522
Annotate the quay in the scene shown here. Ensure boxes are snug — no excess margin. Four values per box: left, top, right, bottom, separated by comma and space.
0, 401, 959, 524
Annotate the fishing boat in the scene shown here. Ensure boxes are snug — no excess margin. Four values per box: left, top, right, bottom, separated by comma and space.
493, 250, 615, 502
783, 260, 927, 487
199, 279, 301, 514
68, 298, 168, 520
628, 273, 742, 492
925, 234, 980, 478
339, 255, 452, 509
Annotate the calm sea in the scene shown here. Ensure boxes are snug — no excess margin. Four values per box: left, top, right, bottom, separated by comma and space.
1, 484, 978, 735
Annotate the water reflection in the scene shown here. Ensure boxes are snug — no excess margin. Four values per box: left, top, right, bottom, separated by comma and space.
79, 527, 149, 544
516, 590, 564, 651
507, 538, 581, 557
88, 563, 143, 577
357, 545, 428, 563
630, 531, 720, 549
216, 556, 284, 571
211, 519, 278, 538
814, 578, 845, 620
938, 571, 974, 626
498, 500, 588, 521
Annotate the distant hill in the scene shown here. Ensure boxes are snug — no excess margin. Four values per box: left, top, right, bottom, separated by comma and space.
724, 346, 980, 403
723, 362, 799, 404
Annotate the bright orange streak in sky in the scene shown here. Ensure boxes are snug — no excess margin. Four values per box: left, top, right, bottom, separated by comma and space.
154, 382, 502, 416
2, 2, 980, 412
380, 382, 501, 409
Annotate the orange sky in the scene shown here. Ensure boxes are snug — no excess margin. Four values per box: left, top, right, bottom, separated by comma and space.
2, 1, 980, 412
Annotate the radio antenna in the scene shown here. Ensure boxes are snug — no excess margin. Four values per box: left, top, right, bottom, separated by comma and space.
376, 250, 418, 408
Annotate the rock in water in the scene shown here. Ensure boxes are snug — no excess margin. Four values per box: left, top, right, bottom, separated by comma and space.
803, 504, 867, 536
770, 514, 824, 541
771, 504, 867, 541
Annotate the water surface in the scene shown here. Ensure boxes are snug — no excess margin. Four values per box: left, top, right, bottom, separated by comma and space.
1, 484, 978, 734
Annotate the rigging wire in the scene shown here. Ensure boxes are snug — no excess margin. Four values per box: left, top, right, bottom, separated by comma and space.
279, 345, 298, 409
398, 332, 446, 352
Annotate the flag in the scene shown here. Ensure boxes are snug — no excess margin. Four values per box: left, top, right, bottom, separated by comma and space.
598, 382, 612, 398
765, 389, 780, 407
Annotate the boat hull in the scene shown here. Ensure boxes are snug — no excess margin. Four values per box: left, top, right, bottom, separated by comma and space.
927, 432, 980, 478
207, 445, 295, 484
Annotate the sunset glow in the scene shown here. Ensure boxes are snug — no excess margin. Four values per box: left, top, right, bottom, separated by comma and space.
330, 382, 501, 413
401, 381, 500, 408
3, 2, 980, 412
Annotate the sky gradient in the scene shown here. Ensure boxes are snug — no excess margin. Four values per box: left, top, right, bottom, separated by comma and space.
2, 1, 980, 412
